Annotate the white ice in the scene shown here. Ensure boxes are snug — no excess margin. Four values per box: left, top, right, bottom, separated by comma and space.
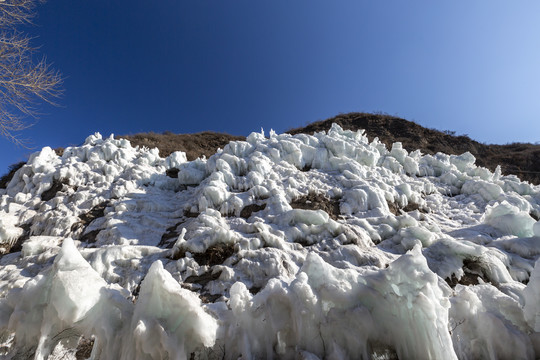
0, 125, 539, 359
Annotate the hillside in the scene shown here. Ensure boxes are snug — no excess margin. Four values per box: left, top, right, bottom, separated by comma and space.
115, 113, 540, 185
0, 123, 539, 358
288, 113, 540, 185
3, 113, 539, 191
119, 131, 246, 161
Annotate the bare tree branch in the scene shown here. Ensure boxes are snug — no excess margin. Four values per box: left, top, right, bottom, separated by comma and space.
0, 0, 62, 146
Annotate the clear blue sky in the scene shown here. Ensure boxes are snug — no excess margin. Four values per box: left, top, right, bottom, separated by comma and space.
2, 0, 540, 174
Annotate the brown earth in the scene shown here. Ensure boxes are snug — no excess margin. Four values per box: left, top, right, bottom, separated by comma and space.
118, 131, 245, 161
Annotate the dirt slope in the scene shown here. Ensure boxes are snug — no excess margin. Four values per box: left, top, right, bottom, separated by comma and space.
118, 131, 246, 161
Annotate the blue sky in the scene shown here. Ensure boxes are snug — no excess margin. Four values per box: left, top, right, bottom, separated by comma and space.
2, 0, 540, 174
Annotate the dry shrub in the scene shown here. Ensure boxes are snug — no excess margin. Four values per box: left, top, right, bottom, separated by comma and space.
445, 259, 489, 288
119, 131, 245, 161
290, 192, 341, 220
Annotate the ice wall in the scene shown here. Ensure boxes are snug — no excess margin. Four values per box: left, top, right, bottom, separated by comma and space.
0, 125, 539, 359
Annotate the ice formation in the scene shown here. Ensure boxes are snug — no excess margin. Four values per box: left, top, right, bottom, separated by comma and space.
0, 125, 539, 359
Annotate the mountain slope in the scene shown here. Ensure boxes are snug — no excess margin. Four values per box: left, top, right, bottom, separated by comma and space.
0, 125, 539, 359
288, 112, 540, 184
4, 112, 538, 187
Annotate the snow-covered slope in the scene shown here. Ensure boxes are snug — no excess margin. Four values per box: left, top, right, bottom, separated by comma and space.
0, 125, 539, 359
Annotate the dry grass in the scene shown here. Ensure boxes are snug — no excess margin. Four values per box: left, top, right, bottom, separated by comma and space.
118, 131, 245, 161
192, 243, 236, 267
290, 192, 341, 220
40, 178, 70, 201
71, 201, 109, 244
75, 337, 94, 360
240, 203, 267, 219
445, 259, 488, 288
0, 161, 24, 189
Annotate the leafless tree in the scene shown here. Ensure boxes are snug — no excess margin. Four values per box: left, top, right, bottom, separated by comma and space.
0, 0, 62, 145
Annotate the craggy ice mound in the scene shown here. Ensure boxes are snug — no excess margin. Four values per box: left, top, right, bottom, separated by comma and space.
0, 124, 539, 359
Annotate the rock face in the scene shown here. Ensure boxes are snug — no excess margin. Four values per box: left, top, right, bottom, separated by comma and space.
0, 125, 539, 359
